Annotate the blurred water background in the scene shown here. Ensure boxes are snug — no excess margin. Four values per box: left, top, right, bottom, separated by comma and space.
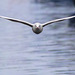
0, 0, 75, 75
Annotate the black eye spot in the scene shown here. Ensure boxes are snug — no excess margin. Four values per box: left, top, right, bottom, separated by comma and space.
39, 25, 40, 27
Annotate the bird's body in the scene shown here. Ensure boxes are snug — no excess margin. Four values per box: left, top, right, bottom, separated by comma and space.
32, 23, 43, 34
0, 15, 75, 34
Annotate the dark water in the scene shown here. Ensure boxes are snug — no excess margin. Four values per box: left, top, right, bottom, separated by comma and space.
0, 0, 75, 75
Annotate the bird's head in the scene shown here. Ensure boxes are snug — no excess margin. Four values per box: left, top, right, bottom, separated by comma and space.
32, 23, 43, 34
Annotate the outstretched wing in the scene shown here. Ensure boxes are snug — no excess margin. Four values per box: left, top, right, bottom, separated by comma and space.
42, 15, 75, 27
0, 16, 33, 27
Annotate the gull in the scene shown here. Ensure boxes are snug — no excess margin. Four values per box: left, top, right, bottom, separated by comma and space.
0, 15, 75, 34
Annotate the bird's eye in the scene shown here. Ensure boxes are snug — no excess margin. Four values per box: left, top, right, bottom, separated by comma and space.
35, 25, 37, 27
39, 25, 40, 27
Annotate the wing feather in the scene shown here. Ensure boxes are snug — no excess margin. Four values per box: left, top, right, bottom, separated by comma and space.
42, 16, 75, 27
0, 16, 33, 27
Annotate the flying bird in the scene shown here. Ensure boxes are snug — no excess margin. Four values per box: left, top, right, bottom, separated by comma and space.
0, 15, 75, 34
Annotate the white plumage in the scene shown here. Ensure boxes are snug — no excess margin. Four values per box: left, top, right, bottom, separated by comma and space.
0, 15, 75, 34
